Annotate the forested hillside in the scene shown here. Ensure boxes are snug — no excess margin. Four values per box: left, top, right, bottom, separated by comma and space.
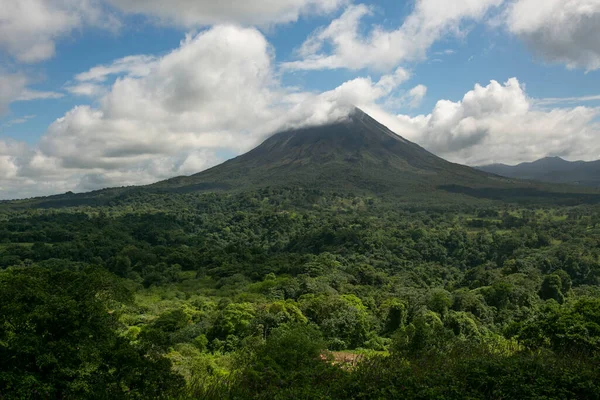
1, 188, 600, 399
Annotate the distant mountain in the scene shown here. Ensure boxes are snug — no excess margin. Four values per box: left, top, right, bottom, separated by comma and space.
4, 108, 600, 208
477, 157, 600, 187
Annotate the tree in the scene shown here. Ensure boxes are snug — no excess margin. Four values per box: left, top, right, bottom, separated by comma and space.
393, 309, 453, 356
519, 298, 600, 354
0, 266, 183, 399
211, 302, 256, 340
540, 274, 565, 304
230, 323, 334, 398
427, 288, 453, 316
381, 299, 408, 334
300, 294, 372, 349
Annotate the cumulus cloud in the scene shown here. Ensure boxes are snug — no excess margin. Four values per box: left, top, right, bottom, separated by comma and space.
505, 0, 600, 71
8, 52, 598, 199
0, 0, 118, 63
384, 78, 600, 165
282, 0, 503, 71
39, 26, 278, 173
0, 140, 83, 199
0, 25, 410, 199
106, 0, 345, 27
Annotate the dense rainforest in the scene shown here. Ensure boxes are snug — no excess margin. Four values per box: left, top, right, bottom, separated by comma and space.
1, 187, 600, 399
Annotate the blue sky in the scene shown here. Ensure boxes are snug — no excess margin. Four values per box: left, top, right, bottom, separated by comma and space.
0, 0, 599, 199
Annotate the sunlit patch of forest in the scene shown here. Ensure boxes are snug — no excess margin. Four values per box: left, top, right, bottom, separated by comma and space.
1, 188, 600, 399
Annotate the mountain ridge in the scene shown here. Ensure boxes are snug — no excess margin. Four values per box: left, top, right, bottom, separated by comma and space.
477, 156, 600, 187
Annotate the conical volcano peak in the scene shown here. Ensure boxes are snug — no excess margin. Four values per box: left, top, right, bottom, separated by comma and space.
156, 108, 492, 194
281, 105, 409, 148
344, 106, 409, 143
253, 106, 413, 159
343, 106, 385, 129
347, 106, 369, 119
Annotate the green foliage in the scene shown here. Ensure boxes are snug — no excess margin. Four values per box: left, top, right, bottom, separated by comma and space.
427, 288, 453, 316
0, 267, 182, 399
445, 310, 482, 339
540, 274, 566, 303
393, 309, 454, 356
518, 297, 600, 354
380, 298, 407, 334
337, 347, 600, 400
226, 323, 339, 399
300, 294, 371, 349
1, 188, 600, 398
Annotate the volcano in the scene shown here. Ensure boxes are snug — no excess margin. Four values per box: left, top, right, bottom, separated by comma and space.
7, 108, 600, 209
156, 108, 502, 195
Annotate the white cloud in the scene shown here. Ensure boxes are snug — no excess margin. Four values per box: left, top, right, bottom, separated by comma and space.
0, 140, 31, 183
30, 26, 284, 183
0, 0, 119, 63
407, 85, 428, 108
264, 67, 410, 130
2, 2, 598, 200
0, 72, 28, 115
75, 55, 158, 82
65, 83, 106, 97
505, 0, 600, 71
65, 56, 158, 97
282, 0, 503, 71
384, 78, 600, 165
3, 57, 600, 198
535, 94, 600, 106
4, 115, 36, 127
0, 25, 410, 199
106, 0, 346, 27
433, 49, 456, 56
0, 71, 62, 115
18, 89, 64, 101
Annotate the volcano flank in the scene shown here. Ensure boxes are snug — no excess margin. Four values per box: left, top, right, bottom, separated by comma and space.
157, 108, 500, 195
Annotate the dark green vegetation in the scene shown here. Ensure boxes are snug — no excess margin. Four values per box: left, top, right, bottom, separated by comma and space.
2, 111, 600, 398
478, 156, 600, 187
2, 188, 600, 399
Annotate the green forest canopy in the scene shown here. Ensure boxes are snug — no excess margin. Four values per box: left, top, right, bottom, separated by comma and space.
1, 187, 600, 399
